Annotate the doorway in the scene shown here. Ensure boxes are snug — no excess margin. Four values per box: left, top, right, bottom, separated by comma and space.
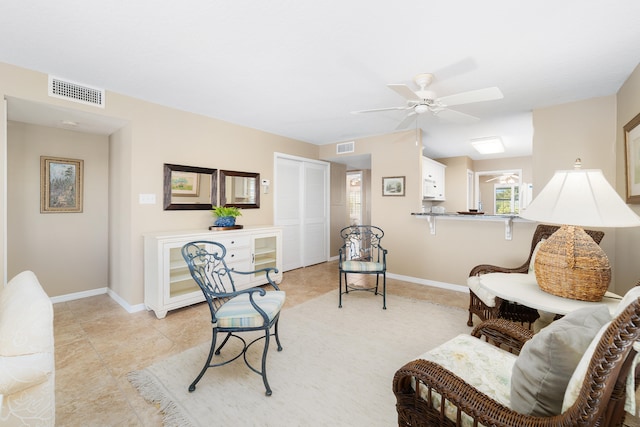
347, 171, 363, 225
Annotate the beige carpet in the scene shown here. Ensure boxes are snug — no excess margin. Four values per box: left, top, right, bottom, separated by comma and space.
128, 290, 471, 427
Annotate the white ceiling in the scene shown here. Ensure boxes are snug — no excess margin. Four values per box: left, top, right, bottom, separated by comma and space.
2, 1, 640, 166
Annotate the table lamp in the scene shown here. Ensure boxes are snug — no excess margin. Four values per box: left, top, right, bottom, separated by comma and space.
519, 159, 640, 301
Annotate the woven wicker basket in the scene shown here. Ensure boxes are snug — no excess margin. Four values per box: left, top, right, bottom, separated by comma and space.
534, 225, 611, 302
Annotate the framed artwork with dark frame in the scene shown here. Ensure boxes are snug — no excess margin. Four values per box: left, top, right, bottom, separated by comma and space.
40, 156, 84, 213
624, 112, 640, 204
382, 176, 405, 197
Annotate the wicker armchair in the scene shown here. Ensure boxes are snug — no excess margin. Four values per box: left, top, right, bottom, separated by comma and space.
394, 294, 640, 427
467, 224, 604, 327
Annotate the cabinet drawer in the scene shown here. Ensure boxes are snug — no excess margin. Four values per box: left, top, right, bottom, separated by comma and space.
212, 235, 250, 249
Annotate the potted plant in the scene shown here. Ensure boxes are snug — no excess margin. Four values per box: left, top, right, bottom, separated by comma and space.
211, 206, 242, 227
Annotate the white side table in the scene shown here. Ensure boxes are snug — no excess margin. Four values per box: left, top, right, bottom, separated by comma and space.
477, 273, 621, 330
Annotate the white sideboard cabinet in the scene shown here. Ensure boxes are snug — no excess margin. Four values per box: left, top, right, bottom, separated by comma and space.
144, 226, 283, 319
422, 156, 446, 201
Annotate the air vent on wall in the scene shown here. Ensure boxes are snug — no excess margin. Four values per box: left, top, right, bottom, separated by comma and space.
336, 141, 355, 154
48, 75, 105, 108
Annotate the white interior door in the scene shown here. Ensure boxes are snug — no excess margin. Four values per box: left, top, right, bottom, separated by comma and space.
275, 154, 328, 271
302, 162, 327, 266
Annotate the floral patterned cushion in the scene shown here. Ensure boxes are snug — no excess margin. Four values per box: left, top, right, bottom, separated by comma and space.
413, 334, 517, 427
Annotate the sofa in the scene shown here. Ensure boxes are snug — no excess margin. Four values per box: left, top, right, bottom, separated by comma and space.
0, 271, 54, 426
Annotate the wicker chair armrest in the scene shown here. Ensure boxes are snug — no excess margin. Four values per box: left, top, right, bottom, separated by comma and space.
471, 319, 534, 353
393, 359, 560, 427
469, 263, 529, 276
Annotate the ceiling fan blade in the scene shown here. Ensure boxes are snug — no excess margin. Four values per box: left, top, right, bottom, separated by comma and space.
433, 108, 480, 123
388, 84, 420, 101
351, 106, 411, 114
395, 112, 417, 130
437, 87, 503, 107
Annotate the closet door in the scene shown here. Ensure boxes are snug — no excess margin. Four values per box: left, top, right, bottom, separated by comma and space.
302, 162, 328, 266
275, 154, 328, 271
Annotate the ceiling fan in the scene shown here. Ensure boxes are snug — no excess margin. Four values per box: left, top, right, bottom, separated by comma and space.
486, 173, 519, 184
352, 73, 504, 129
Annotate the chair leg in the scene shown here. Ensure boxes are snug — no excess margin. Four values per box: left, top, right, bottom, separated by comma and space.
215, 332, 233, 355
382, 273, 386, 310
274, 317, 283, 352
189, 328, 218, 392
261, 330, 273, 396
339, 271, 343, 308
467, 292, 475, 327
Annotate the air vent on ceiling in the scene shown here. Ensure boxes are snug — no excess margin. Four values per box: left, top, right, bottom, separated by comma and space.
48, 75, 105, 108
336, 141, 355, 154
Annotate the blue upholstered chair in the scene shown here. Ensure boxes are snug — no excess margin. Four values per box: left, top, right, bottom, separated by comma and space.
338, 225, 388, 309
182, 241, 285, 396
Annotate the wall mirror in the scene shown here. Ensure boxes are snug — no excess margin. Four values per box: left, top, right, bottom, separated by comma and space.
473, 169, 531, 214
220, 170, 260, 209
163, 163, 217, 210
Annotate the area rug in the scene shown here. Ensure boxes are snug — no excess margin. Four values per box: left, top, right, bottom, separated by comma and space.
128, 290, 471, 426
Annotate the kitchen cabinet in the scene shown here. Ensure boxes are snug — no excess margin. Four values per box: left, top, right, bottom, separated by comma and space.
144, 226, 282, 318
422, 156, 446, 201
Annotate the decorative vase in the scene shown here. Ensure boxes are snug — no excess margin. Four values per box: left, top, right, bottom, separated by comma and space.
214, 216, 236, 227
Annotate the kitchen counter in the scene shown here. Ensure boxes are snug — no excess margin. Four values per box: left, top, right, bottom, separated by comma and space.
411, 212, 530, 240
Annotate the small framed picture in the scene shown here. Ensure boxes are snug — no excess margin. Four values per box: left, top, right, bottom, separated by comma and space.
382, 176, 405, 197
40, 156, 84, 213
170, 171, 200, 197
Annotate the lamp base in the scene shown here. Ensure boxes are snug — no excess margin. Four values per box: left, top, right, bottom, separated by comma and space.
534, 225, 611, 302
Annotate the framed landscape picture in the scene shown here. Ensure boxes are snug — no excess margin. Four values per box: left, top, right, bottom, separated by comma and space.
40, 156, 83, 213
624, 112, 640, 204
382, 176, 405, 196
170, 171, 200, 197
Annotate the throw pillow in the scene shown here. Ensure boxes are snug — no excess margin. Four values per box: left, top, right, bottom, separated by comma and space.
510, 305, 611, 416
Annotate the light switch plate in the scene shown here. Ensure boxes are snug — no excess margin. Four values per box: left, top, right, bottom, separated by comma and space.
139, 193, 156, 204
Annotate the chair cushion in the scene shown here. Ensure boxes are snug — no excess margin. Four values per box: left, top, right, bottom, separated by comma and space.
510, 305, 611, 416
467, 273, 537, 308
528, 239, 545, 274
216, 291, 285, 328
414, 334, 516, 427
342, 260, 383, 272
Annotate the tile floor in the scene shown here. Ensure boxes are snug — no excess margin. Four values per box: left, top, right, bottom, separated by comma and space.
53, 261, 640, 426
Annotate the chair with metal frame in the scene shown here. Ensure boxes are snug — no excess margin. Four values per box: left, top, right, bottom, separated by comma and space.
338, 225, 388, 309
182, 240, 285, 396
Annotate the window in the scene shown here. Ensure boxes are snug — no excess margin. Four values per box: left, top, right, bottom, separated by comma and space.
494, 185, 519, 214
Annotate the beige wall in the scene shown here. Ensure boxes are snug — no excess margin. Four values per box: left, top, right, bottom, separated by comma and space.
615, 63, 640, 293
532, 95, 620, 291
7, 122, 109, 296
0, 62, 319, 305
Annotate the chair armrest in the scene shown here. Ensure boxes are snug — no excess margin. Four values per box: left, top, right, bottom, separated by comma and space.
0, 353, 53, 396
393, 359, 559, 427
471, 319, 533, 353
469, 263, 529, 276
227, 267, 281, 290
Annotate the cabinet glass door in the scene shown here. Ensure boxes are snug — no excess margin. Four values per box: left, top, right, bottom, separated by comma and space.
253, 236, 277, 280
166, 243, 202, 301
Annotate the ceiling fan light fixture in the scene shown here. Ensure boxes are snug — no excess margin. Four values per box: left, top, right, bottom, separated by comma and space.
414, 104, 429, 114
471, 136, 504, 154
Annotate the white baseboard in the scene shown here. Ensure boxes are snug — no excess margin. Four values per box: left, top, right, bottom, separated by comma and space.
50, 287, 108, 304
386, 272, 468, 293
51, 286, 147, 313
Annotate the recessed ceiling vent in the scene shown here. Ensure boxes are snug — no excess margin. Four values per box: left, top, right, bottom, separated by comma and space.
336, 141, 355, 154
48, 75, 105, 108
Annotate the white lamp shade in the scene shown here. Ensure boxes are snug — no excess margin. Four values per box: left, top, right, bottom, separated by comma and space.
520, 169, 640, 228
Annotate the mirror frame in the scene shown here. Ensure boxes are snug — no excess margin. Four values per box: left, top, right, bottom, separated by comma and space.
163, 163, 217, 210
220, 170, 260, 209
